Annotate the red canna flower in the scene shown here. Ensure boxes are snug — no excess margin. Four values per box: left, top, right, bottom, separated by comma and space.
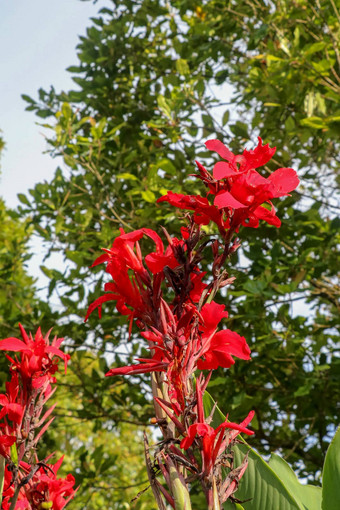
85, 228, 164, 330
2, 457, 77, 510
157, 191, 229, 235
180, 379, 255, 477
207, 137, 299, 229
180, 415, 254, 476
0, 325, 70, 389
198, 302, 251, 370
0, 372, 24, 424
158, 137, 299, 232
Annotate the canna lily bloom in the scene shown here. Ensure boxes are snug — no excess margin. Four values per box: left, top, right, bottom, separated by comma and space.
0, 372, 24, 424
158, 137, 299, 232
180, 413, 254, 476
0, 325, 70, 388
26, 456, 77, 510
180, 379, 255, 477
207, 137, 299, 228
2, 457, 77, 510
197, 302, 251, 370
157, 191, 230, 236
106, 300, 251, 415
85, 228, 165, 329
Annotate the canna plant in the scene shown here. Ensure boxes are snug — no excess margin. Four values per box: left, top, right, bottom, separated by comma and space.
85, 137, 301, 508
1, 136, 338, 508
0, 326, 77, 509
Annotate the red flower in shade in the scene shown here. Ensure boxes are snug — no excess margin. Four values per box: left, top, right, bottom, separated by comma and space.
26, 456, 77, 510
2, 457, 77, 510
180, 414, 254, 476
0, 325, 70, 389
0, 431, 17, 459
180, 379, 255, 478
0, 372, 24, 424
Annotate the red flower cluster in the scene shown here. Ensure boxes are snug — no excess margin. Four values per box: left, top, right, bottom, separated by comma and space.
0, 326, 76, 509
158, 137, 299, 234
86, 227, 250, 414
180, 381, 254, 479
2, 457, 76, 510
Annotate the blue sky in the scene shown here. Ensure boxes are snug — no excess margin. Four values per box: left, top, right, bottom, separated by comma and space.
0, 0, 109, 294
0, 0, 107, 208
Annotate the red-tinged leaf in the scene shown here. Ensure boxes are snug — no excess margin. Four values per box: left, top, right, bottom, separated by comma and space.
106, 360, 166, 377
214, 191, 245, 209
37, 403, 57, 428
154, 397, 185, 433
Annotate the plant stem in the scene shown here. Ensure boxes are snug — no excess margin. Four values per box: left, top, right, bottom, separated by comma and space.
9, 486, 20, 510
0, 457, 5, 505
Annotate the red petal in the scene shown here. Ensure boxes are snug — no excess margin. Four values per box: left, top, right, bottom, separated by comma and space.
0, 338, 29, 352
213, 161, 238, 180
214, 191, 245, 209
267, 167, 299, 196
242, 137, 276, 170
253, 204, 281, 227
85, 293, 119, 322
91, 253, 110, 267
205, 140, 236, 163
212, 330, 251, 360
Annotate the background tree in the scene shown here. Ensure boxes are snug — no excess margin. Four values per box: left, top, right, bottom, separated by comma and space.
11, 0, 339, 499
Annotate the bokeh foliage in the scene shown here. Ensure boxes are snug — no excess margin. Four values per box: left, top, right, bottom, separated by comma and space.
1, 0, 338, 503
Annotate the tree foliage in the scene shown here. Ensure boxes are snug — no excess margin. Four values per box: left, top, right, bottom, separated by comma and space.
14, 0, 340, 493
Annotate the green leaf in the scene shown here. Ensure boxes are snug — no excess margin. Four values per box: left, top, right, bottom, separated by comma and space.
304, 42, 327, 56
230, 121, 248, 139
10, 443, 18, 466
117, 172, 139, 181
222, 110, 230, 125
157, 95, 172, 119
268, 454, 321, 510
141, 190, 156, 203
176, 58, 190, 75
233, 445, 303, 510
322, 426, 340, 510
17, 193, 31, 206
300, 117, 327, 129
